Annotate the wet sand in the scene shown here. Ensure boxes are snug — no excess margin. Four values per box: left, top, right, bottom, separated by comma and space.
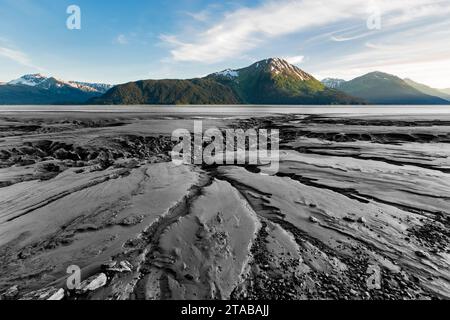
0, 111, 448, 300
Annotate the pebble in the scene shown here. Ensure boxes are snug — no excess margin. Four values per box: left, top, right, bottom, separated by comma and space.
309, 216, 319, 223
77, 273, 107, 293
102, 261, 117, 270
358, 217, 367, 224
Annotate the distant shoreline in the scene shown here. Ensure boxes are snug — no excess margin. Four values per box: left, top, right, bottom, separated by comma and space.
1, 105, 450, 115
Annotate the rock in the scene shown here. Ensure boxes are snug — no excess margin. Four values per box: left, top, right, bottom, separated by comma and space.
101, 261, 117, 270
309, 216, 319, 223
120, 215, 144, 226
47, 288, 65, 300
109, 173, 120, 179
344, 216, 356, 222
119, 260, 133, 272
358, 217, 367, 224
20, 287, 64, 300
415, 250, 429, 259
77, 273, 107, 293
1, 285, 19, 300
173, 247, 182, 257
105, 260, 133, 273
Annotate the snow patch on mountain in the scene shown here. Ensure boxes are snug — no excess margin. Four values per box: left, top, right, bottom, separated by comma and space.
8, 74, 47, 87
66, 81, 113, 93
7, 74, 112, 93
265, 58, 313, 81
215, 69, 239, 79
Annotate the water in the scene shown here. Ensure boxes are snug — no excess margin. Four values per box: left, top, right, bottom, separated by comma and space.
0, 105, 450, 115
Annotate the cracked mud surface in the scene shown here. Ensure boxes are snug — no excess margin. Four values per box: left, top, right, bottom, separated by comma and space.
0, 111, 449, 300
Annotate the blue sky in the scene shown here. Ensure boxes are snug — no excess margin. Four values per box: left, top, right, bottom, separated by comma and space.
1, 0, 449, 87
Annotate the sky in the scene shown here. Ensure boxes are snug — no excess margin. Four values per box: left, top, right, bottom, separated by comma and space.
0, 0, 449, 88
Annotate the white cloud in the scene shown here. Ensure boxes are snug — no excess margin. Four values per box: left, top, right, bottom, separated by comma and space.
330, 31, 374, 42
162, 0, 450, 63
159, 34, 184, 46
0, 46, 31, 65
0, 42, 41, 70
114, 34, 128, 45
383, 2, 450, 27
186, 10, 210, 22
284, 55, 304, 64
312, 22, 450, 87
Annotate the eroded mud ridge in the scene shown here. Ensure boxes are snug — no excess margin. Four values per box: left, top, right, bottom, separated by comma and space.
0, 113, 449, 300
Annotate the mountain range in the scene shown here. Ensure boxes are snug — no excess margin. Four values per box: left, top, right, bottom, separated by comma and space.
0, 74, 112, 105
403, 79, 450, 102
1, 58, 449, 105
90, 58, 361, 105
321, 72, 450, 105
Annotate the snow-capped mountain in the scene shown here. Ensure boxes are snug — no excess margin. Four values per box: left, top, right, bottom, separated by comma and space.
203, 58, 358, 104
68, 81, 114, 94
8, 74, 113, 94
213, 58, 313, 82
1, 74, 114, 105
260, 57, 313, 81
8, 74, 48, 87
92, 58, 363, 105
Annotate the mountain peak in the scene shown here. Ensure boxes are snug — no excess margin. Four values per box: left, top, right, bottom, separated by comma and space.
252, 58, 313, 81
8, 73, 48, 86
254, 57, 292, 68
211, 57, 313, 81
363, 71, 399, 80
266, 57, 288, 64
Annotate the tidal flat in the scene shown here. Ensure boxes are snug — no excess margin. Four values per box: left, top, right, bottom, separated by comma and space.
0, 108, 449, 300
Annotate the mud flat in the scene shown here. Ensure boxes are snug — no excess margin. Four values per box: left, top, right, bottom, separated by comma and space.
0, 111, 448, 300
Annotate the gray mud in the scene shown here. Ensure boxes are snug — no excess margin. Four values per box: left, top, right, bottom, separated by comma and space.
0, 112, 448, 300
